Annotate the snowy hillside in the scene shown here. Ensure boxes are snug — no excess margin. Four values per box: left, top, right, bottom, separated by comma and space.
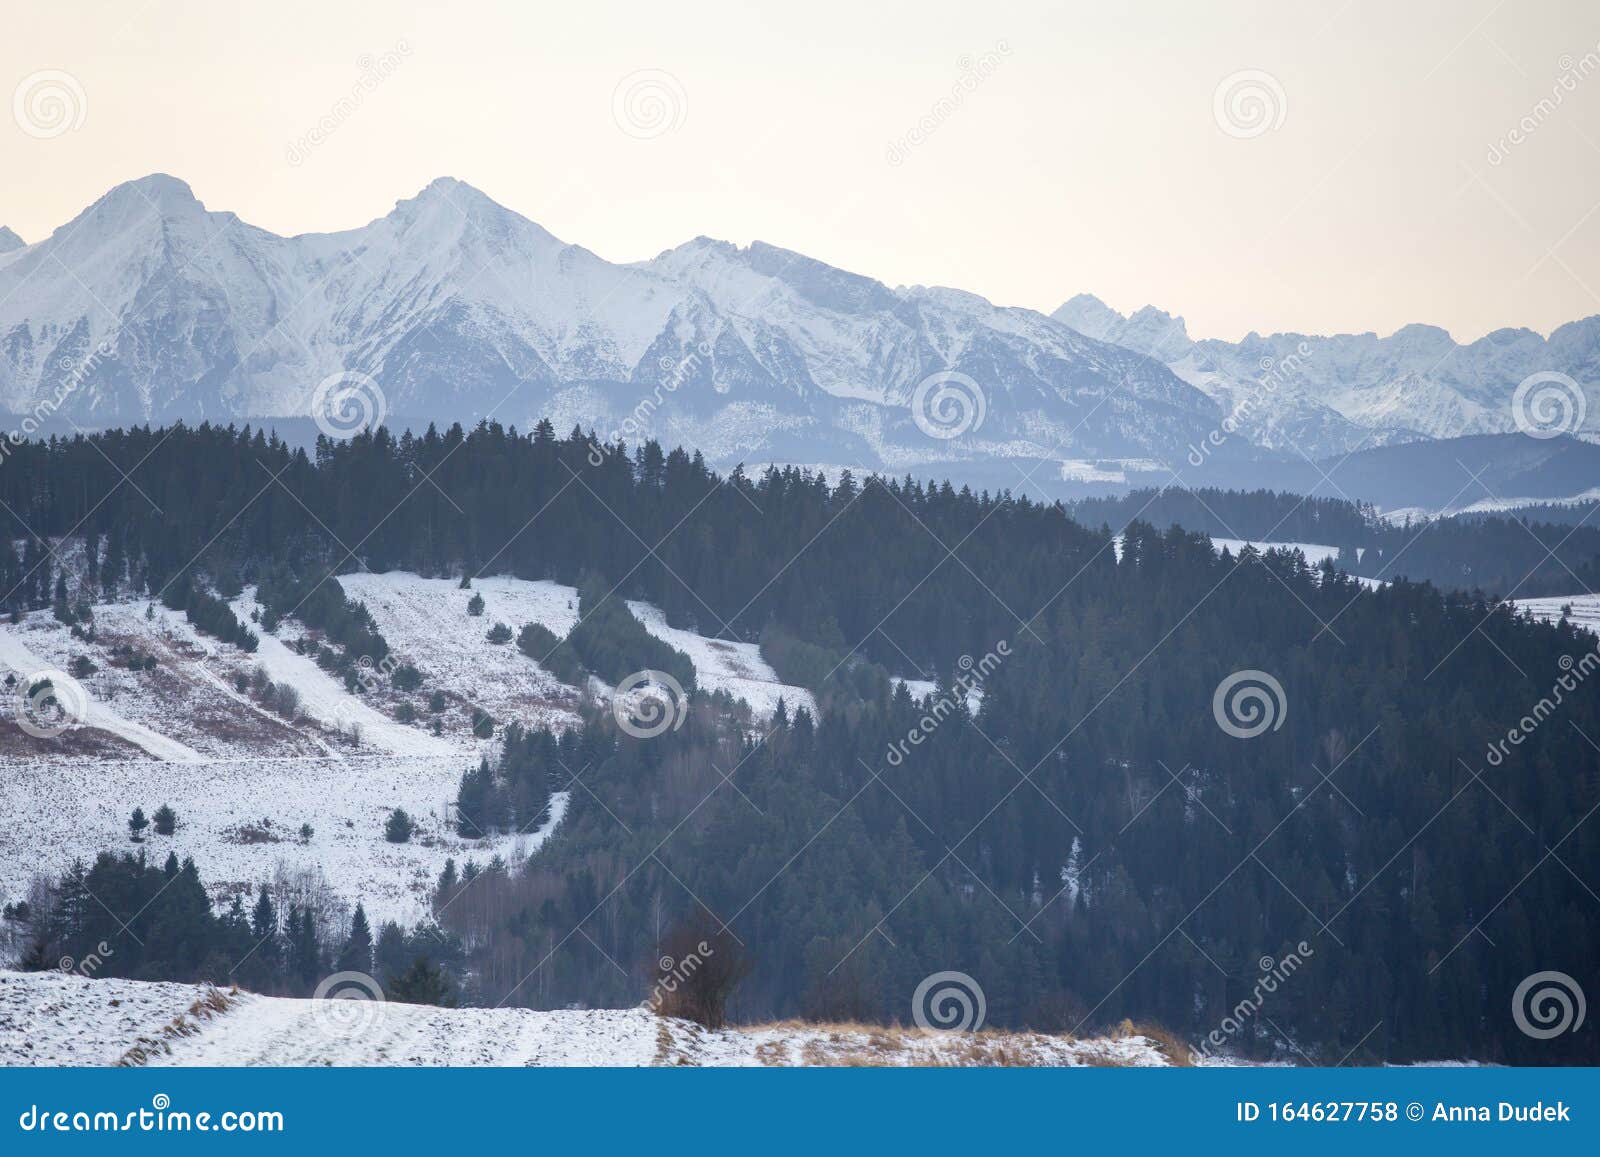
0, 567, 835, 925
0, 970, 1180, 1068
0, 175, 1220, 471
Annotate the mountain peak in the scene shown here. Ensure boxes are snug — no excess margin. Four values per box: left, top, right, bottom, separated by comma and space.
1051, 294, 1127, 341
110, 173, 200, 210
0, 226, 23, 254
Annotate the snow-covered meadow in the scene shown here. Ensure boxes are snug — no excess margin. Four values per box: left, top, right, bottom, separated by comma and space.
0, 970, 1182, 1068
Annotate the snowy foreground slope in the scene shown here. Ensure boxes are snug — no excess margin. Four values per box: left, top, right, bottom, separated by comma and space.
0, 971, 1177, 1068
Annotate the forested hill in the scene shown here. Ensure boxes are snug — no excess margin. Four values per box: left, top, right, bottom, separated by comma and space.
4, 422, 1599, 1063
1071, 486, 1600, 599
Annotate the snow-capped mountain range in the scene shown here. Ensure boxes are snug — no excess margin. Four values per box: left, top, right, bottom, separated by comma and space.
1, 173, 1595, 473
1053, 294, 1600, 458
0, 174, 1213, 471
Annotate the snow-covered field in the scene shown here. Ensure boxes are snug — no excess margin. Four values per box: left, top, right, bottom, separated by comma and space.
1512, 593, 1600, 634
627, 600, 816, 720
0, 970, 1179, 1068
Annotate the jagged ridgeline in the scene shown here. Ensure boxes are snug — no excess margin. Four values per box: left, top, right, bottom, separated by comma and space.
3, 421, 1598, 1063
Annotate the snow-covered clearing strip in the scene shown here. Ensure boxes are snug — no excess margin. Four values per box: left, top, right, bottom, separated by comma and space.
334, 573, 583, 732
0, 629, 203, 762
0, 971, 1180, 1067
626, 600, 816, 720
1512, 593, 1600, 634
1211, 538, 1341, 568
233, 591, 456, 758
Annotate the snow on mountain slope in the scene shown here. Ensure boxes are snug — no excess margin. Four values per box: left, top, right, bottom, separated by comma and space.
626, 600, 815, 721
1053, 294, 1600, 456
233, 591, 455, 759
0, 605, 254, 762
0, 175, 1221, 470
0, 970, 1179, 1068
335, 573, 583, 734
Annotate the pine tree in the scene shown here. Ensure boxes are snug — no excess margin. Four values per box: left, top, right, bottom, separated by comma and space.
152, 804, 177, 836
387, 956, 456, 1007
337, 903, 374, 975
385, 808, 414, 843
128, 807, 149, 842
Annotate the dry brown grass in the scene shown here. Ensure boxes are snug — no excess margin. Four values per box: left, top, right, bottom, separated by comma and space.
1107, 1017, 1194, 1066
117, 985, 238, 1066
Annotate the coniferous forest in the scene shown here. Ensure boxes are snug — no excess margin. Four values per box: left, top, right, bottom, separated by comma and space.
4, 421, 1599, 1064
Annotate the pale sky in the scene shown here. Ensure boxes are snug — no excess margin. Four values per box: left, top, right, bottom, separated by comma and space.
4, 0, 1598, 342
